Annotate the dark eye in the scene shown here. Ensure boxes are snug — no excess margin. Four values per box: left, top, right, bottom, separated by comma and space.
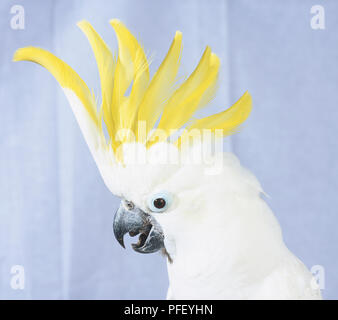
153, 198, 166, 209
147, 191, 172, 213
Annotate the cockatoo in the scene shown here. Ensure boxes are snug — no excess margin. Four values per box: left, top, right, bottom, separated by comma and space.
13, 20, 322, 300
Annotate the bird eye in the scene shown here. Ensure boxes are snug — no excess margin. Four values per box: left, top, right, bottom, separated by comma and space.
147, 191, 172, 213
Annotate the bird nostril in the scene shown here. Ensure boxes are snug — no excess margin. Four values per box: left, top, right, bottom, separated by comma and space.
124, 200, 135, 210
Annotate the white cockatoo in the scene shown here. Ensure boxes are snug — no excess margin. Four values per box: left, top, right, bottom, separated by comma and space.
14, 20, 322, 300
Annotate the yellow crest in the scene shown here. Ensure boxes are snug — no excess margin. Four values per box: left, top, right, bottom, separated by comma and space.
13, 19, 252, 160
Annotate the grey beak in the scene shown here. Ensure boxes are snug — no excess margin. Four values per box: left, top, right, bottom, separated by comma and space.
113, 200, 164, 254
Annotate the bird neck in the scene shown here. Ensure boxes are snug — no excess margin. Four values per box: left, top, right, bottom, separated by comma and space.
163, 198, 286, 299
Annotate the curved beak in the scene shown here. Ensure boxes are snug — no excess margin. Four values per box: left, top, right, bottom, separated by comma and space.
113, 200, 164, 254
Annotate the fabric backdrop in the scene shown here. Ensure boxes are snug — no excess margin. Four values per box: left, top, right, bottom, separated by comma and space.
0, 0, 337, 299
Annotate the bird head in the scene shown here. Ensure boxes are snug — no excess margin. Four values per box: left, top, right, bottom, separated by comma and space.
109, 141, 262, 263
13, 19, 252, 262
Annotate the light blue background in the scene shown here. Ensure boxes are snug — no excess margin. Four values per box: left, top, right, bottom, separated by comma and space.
0, 0, 337, 299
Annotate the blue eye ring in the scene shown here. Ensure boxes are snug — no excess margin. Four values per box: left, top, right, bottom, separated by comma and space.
147, 191, 173, 213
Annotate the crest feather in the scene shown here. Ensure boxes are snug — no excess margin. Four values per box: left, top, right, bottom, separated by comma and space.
154, 46, 220, 143
177, 91, 252, 147
77, 20, 116, 145
13, 46, 99, 126
136, 31, 183, 143
109, 19, 150, 140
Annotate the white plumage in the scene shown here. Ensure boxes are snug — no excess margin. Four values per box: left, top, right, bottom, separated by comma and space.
117, 143, 321, 299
